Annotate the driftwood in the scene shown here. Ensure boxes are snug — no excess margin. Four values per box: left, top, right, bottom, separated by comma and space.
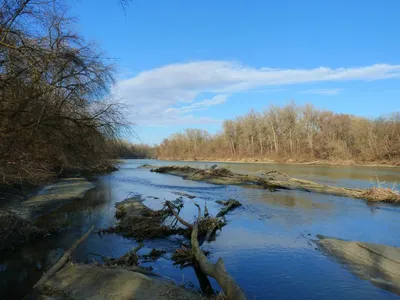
167, 200, 245, 298
216, 199, 242, 218
193, 260, 214, 296
166, 201, 193, 229
191, 205, 247, 300
151, 166, 400, 203
204, 224, 217, 243
34, 225, 94, 288
114, 198, 187, 239
204, 203, 209, 218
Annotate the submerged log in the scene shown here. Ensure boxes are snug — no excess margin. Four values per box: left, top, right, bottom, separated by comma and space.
151, 165, 400, 203
34, 225, 94, 288
216, 199, 242, 218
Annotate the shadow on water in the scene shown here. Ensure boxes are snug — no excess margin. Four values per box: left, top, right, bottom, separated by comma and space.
1, 159, 400, 299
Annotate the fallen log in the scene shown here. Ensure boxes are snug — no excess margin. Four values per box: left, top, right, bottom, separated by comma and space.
167, 201, 225, 240
216, 199, 242, 218
204, 202, 209, 218
151, 165, 400, 203
204, 223, 217, 243
166, 201, 193, 229
191, 205, 247, 300
34, 225, 94, 288
193, 260, 214, 296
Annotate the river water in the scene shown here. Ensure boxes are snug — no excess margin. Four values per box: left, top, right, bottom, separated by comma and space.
1, 159, 400, 299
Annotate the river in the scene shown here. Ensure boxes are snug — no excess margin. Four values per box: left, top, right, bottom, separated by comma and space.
1, 159, 400, 299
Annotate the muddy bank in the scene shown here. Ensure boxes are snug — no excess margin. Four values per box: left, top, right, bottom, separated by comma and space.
36, 263, 202, 300
23, 178, 95, 206
317, 236, 400, 294
32, 225, 202, 300
0, 177, 95, 253
149, 165, 400, 203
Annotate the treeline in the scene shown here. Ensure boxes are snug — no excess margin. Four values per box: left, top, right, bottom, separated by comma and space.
0, 0, 126, 185
157, 103, 400, 164
112, 141, 156, 159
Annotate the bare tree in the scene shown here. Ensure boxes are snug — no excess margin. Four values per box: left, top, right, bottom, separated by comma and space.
0, 0, 128, 185
157, 103, 400, 165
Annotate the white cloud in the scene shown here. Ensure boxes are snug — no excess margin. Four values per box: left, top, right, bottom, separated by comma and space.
166, 94, 228, 114
114, 61, 400, 125
299, 88, 342, 95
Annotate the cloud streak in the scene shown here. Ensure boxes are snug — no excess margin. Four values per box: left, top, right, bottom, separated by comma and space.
299, 88, 342, 95
166, 95, 228, 114
114, 61, 400, 125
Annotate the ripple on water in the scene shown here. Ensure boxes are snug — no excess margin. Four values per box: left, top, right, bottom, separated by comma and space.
1, 159, 400, 300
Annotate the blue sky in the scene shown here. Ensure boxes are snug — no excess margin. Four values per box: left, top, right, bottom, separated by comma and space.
71, 0, 400, 145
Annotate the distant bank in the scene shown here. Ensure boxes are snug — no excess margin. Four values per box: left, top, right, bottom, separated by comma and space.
156, 157, 400, 168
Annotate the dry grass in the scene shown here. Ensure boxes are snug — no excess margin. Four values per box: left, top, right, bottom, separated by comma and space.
116, 213, 188, 240
172, 246, 210, 268
198, 168, 234, 177
106, 250, 139, 266
152, 166, 234, 178
360, 186, 400, 203
172, 247, 194, 267
114, 199, 190, 240
0, 211, 48, 251
160, 286, 198, 300
206, 293, 227, 300
197, 217, 225, 236
152, 166, 199, 174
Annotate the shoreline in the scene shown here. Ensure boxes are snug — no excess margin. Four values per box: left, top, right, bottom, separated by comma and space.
156, 158, 400, 168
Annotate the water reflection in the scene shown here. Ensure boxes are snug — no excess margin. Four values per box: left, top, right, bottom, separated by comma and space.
1, 159, 400, 300
259, 193, 333, 210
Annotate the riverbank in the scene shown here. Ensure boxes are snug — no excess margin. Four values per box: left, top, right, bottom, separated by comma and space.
157, 157, 400, 168
0, 177, 96, 253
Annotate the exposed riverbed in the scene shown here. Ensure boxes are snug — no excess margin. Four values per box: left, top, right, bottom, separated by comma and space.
1, 159, 400, 299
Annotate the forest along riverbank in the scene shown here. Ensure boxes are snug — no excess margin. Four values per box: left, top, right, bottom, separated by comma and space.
1, 159, 400, 300
155, 104, 400, 167
161, 158, 400, 168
